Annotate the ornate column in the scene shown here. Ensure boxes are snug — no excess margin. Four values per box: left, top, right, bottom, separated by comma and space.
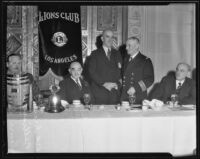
21, 6, 39, 80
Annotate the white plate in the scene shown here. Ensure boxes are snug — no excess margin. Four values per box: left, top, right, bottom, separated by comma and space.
182, 105, 195, 108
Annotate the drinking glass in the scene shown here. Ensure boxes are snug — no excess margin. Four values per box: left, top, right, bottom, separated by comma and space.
171, 94, 178, 107
129, 94, 136, 107
83, 93, 91, 109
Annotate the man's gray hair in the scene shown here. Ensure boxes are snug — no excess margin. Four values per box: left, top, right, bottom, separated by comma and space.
176, 62, 191, 71
102, 29, 114, 36
69, 61, 82, 69
128, 36, 140, 44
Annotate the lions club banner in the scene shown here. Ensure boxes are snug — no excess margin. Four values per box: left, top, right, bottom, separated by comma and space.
39, 4, 82, 77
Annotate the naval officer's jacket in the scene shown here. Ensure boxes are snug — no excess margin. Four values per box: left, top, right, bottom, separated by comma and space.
121, 52, 154, 104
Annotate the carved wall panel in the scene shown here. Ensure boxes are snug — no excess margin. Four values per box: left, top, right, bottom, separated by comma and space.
21, 6, 39, 81
127, 6, 145, 52
7, 6, 22, 27
7, 6, 23, 56
7, 6, 39, 81
91, 6, 123, 54
97, 6, 118, 31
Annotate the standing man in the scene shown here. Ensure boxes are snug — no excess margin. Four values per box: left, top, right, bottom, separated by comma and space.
121, 37, 154, 104
88, 29, 122, 104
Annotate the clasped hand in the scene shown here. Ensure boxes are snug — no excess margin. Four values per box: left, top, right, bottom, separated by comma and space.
127, 87, 136, 96
103, 82, 118, 91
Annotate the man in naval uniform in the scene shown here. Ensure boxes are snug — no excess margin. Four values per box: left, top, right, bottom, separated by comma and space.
121, 37, 154, 104
88, 29, 122, 104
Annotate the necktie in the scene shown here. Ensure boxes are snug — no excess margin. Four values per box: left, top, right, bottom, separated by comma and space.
176, 82, 182, 94
76, 79, 82, 90
107, 49, 111, 60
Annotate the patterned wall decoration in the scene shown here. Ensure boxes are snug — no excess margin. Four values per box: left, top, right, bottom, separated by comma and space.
112, 36, 118, 49
128, 6, 142, 39
21, 6, 39, 81
32, 7, 39, 82
7, 6, 22, 27
127, 6, 144, 52
7, 6, 22, 56
82, 36, 88, 59
97, 6, 118, 31
127, 6, 145, 46
7, 33, 22, 55
90, 6, 122, 53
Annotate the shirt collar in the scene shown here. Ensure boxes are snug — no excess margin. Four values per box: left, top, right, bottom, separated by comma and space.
71, 76, 80, 83
103, 45, 111, 54
176, 79, 185, 86
130, 51, 139, 60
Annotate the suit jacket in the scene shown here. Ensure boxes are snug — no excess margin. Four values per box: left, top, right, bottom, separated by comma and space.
88, 47, 122, 104
151, 75, 196, 105
57, 77, 94, 104
121, 52, 154, 104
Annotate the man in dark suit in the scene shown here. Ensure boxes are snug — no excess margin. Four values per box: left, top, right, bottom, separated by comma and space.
88, 29, 122, 104
57, 62, 94, 104
121, 37, 154, 104
151, 63, 196, 105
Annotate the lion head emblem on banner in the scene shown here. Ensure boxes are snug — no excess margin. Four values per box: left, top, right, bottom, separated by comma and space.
51, 32, 68, 47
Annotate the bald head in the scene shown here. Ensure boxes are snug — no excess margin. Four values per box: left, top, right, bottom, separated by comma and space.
101, 29, 114, 48
176, 62, 191, 72
176, 62, 191, 81
69, 62, 83, 80
70, 61, 82, 69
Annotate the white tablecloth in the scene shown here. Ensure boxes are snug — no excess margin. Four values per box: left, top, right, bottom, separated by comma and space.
7, 105, 196, 156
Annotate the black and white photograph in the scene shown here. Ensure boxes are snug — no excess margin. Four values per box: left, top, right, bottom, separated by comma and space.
1, 0, 198, 158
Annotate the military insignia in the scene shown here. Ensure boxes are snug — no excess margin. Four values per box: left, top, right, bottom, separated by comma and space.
118, 62, 121, 69
51, 32, 68, 47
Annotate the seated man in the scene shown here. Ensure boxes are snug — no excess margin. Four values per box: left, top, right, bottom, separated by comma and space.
57, 61, 94, 104
7, 53, 40, 105
151, 62, 196, 105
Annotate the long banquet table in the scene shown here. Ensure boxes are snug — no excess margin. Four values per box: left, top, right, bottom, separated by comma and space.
7, 105, 196, 156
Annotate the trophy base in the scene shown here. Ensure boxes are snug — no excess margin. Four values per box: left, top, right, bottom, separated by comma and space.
44, 105, 65, 113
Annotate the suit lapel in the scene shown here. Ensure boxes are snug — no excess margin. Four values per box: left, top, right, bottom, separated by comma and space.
101, 47, 109, 61
101, 47, 116, 66
70, 77, 81, 90
172, 77, 176, 94
178, 78, 188, 95
124, 53, 142, 74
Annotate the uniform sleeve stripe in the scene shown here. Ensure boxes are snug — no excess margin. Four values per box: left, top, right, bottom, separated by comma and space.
138, 80, 147, 92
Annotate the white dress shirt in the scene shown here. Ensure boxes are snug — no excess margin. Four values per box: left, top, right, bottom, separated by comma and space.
129, 51, 139, 61
176, 79, 185, 89
103, 45, 111, 56
71, 76, 82, 87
